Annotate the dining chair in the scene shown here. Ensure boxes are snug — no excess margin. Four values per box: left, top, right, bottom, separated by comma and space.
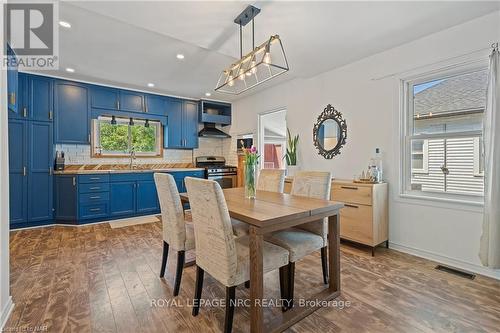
185, 177, 290, 333
265, 171, 332, 309
232, 168, 286, 238
154, 173, 195, 296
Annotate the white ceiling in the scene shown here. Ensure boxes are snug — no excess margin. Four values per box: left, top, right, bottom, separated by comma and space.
37, 1, 500, 101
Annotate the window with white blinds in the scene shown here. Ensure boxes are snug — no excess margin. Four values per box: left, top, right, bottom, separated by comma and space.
402, 65, 487, 201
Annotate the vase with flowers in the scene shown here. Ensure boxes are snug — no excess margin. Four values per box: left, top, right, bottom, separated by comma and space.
241, 141, 260, 199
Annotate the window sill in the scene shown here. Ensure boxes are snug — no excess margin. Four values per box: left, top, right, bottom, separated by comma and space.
396, 193, 484, 213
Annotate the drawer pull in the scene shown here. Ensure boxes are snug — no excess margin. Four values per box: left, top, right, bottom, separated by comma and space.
341, 186, 358, 190
90, 196, 101, 199
90, 187, 100, 190
90, 177, 100, 180
89, 208, 101, 212
344, 204, 359, 209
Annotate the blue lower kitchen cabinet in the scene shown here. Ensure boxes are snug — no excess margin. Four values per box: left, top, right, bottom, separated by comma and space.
110, 181, 137, 217
54, 80, 90, 144
137, 180, 159, 213
54, 175, 77, 221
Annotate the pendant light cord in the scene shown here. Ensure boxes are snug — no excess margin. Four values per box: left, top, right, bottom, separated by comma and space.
239, 21, 243, 59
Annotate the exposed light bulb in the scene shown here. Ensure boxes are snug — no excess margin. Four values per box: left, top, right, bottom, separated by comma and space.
429, 112, 433, 117
250, 60, 257, 74
227, 75, 235, 87
263, 52, 271, 64
238, 68, 245, 80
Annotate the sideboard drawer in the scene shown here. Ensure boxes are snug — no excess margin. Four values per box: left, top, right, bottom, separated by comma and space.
79, 202, 109, 220
332, 184, 372, 206
79, 192, 110, 204
79, 174, 110, 184
339, 203, 373, 245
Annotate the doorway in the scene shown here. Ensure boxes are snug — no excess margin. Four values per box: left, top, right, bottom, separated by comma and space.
258, 109, 287, 169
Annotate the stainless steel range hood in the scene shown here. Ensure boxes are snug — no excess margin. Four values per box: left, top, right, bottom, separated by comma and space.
198, 123, 231, 138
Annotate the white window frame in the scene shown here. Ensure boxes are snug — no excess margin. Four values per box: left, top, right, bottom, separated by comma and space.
473, 137, 485, 177
411, 139, 429, 174
92, 116, 163, 157
400, 61, 487, 203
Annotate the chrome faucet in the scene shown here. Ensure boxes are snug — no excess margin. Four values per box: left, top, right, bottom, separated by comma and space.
129, 148, 136, 169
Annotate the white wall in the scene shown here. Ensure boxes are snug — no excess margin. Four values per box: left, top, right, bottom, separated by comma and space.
228, 11, 500, 279
0, 4, 13, 328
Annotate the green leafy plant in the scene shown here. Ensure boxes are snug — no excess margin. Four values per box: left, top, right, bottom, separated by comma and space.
285, 128, 299, 166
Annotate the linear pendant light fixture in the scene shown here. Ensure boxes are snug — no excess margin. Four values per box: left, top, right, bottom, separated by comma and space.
215, 5, 289, 95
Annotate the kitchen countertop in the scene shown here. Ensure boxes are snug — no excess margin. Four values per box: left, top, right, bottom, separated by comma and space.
54, 163, 205, 175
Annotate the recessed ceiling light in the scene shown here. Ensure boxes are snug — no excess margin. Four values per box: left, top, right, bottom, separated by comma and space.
59, 21, 71, 28
147, 83, 155, 88
65, 67, 75, 73
205, 92, 211, 97
176, 54, 185, 60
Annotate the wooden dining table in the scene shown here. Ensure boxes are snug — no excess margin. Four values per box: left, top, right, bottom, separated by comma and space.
180, 187, 344, 333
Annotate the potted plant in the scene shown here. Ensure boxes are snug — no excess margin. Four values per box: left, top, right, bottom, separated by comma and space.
285, 128, 300, 176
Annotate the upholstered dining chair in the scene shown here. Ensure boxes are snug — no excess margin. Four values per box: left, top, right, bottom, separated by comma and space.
185, 177, 290, 333
154, 173, 195, 297
232, 168, 286, 238
265, 171, 332, 309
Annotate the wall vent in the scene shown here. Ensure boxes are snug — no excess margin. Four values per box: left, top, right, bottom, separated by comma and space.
435, 265, 476, 280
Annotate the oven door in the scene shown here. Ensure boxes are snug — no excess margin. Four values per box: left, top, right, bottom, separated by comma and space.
208, 175, 236, 189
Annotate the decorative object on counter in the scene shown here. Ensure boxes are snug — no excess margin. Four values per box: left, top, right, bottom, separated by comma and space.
215, 5, 289, 94
55, 151, 65, 171
285, 128, 300, 176
354, 168, 377, 184
313, 104, 347, 159
369, 148, 383, 182
241, 141, 260, 198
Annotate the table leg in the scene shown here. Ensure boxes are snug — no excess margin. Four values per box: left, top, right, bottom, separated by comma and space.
249, 226, 264, 333
328, 214, 340, 292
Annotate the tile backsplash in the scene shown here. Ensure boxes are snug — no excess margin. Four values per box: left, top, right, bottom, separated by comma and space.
56, 137, 230, 165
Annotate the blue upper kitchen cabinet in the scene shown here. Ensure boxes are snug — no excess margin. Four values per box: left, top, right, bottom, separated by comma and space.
119, 90, 144, 112
164, 99, 199, 149
54, 80, 90, 144
91, 86, 119, 110
183, 100, 199, 149
145, 94, 167, 115
11, 73, 28, 120
29, 75, 53, 122
165, 98, 184, 148
136, 180, 159, 213
7, 44, 18, 115
8, 119, 28, 226
28, 121, 54, 222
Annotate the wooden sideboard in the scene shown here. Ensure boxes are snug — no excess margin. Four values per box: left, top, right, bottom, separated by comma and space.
284, 178, 388, 255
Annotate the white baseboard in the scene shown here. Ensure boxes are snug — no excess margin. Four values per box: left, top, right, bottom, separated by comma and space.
0, 297, 14, 330
389, 242, 500, 280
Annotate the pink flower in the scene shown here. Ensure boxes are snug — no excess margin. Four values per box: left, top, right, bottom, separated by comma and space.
250, 146, 257, 154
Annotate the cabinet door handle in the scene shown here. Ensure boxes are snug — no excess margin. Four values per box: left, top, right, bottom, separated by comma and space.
23, 107, 27, 118
90, 196, 101, 199
9, 92, 15, 105
72, 177, 76, 186
23, 166, 26, 176
49, 167, 53, 175
344, 204, 359, 209
340, 186, 358, 190
117, 100, 120, 110
49, 110, 53, 120
88, 133, 91, 143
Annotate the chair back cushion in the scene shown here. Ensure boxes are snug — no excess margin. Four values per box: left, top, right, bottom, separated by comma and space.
185, 177, 237, 283
291, 171, 332, 243
154, 173, 186, 250
257, 169, 286, 193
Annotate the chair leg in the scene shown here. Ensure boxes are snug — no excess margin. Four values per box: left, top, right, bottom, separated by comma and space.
279, 265, 289, 311
288, 262, 295, 309
160, 241, 169, 278
321, 246, 328, 285
192, 265, 204, 316
173, 250, 185, 296
224, 286, 236, 333
244, 281, 250, 289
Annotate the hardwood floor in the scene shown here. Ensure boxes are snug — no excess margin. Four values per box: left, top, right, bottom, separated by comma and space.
5, 221, 500, 333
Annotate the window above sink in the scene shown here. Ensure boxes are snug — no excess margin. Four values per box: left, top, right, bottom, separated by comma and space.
92, 116, 162, 157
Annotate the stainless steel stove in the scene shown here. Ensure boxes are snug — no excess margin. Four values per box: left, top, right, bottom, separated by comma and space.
195, 156, 237, 189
